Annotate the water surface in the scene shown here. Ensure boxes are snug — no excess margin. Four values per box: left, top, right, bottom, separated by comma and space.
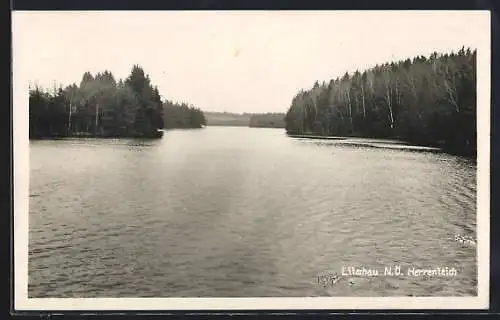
28, 126, 477, 297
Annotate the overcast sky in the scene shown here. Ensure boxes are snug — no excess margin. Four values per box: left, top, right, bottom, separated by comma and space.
13, 11, 488, 113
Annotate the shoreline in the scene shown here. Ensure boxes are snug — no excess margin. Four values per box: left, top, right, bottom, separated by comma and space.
286, 134, 347, 141
28, 129, 475, 159
29, 130, 165, 140
287, 133, 428, 145
286, 133, 476, 159
29, 127, 205, 140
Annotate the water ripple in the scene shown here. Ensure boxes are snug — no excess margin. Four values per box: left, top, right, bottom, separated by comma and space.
29, 127, 477, 297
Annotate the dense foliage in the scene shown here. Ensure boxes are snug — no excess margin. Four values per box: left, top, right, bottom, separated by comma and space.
29, 65, 205, 139
249, 113, 286, 128
163, 101, 206, 129
284, 47, 477, 156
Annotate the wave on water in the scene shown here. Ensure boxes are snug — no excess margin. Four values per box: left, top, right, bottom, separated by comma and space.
290, 136, 441, 153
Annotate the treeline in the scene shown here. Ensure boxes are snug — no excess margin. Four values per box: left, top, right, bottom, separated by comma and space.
203, 111, 286, 128
29, 65, 206, 139
249, 113, 285, 128
204, 112, 250, 126
285, 47, 477, 156
163, 101, 206, 129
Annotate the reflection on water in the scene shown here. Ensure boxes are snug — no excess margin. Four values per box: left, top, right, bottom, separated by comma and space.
28, 127, 477, 297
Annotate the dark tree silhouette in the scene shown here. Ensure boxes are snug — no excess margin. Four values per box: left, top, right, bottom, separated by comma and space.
284, 47, 477, 156
29, 65, 206, 139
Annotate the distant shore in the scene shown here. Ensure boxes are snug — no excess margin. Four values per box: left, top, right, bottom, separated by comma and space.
204, 111, 285, 128
286, 134, 347, 141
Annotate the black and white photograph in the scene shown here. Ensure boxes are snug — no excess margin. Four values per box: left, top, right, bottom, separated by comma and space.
13, 10, 490, 310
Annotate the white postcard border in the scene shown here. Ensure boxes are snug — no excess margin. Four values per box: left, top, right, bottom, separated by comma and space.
12, 10, 491, 311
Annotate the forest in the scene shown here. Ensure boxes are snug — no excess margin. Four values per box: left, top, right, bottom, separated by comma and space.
162, 101, 206, 129
203, 111, 286, 128
29, 65, 206, 139
284, 47, 477, 156
203, 112, 250, 126
249, 113, 286, 128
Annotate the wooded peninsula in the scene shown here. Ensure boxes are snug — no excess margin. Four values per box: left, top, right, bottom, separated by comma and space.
284, 47, 477, 156
29, 65, 206, 139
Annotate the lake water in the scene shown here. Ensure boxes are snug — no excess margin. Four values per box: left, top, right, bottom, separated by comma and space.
28, 126, 477, 297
